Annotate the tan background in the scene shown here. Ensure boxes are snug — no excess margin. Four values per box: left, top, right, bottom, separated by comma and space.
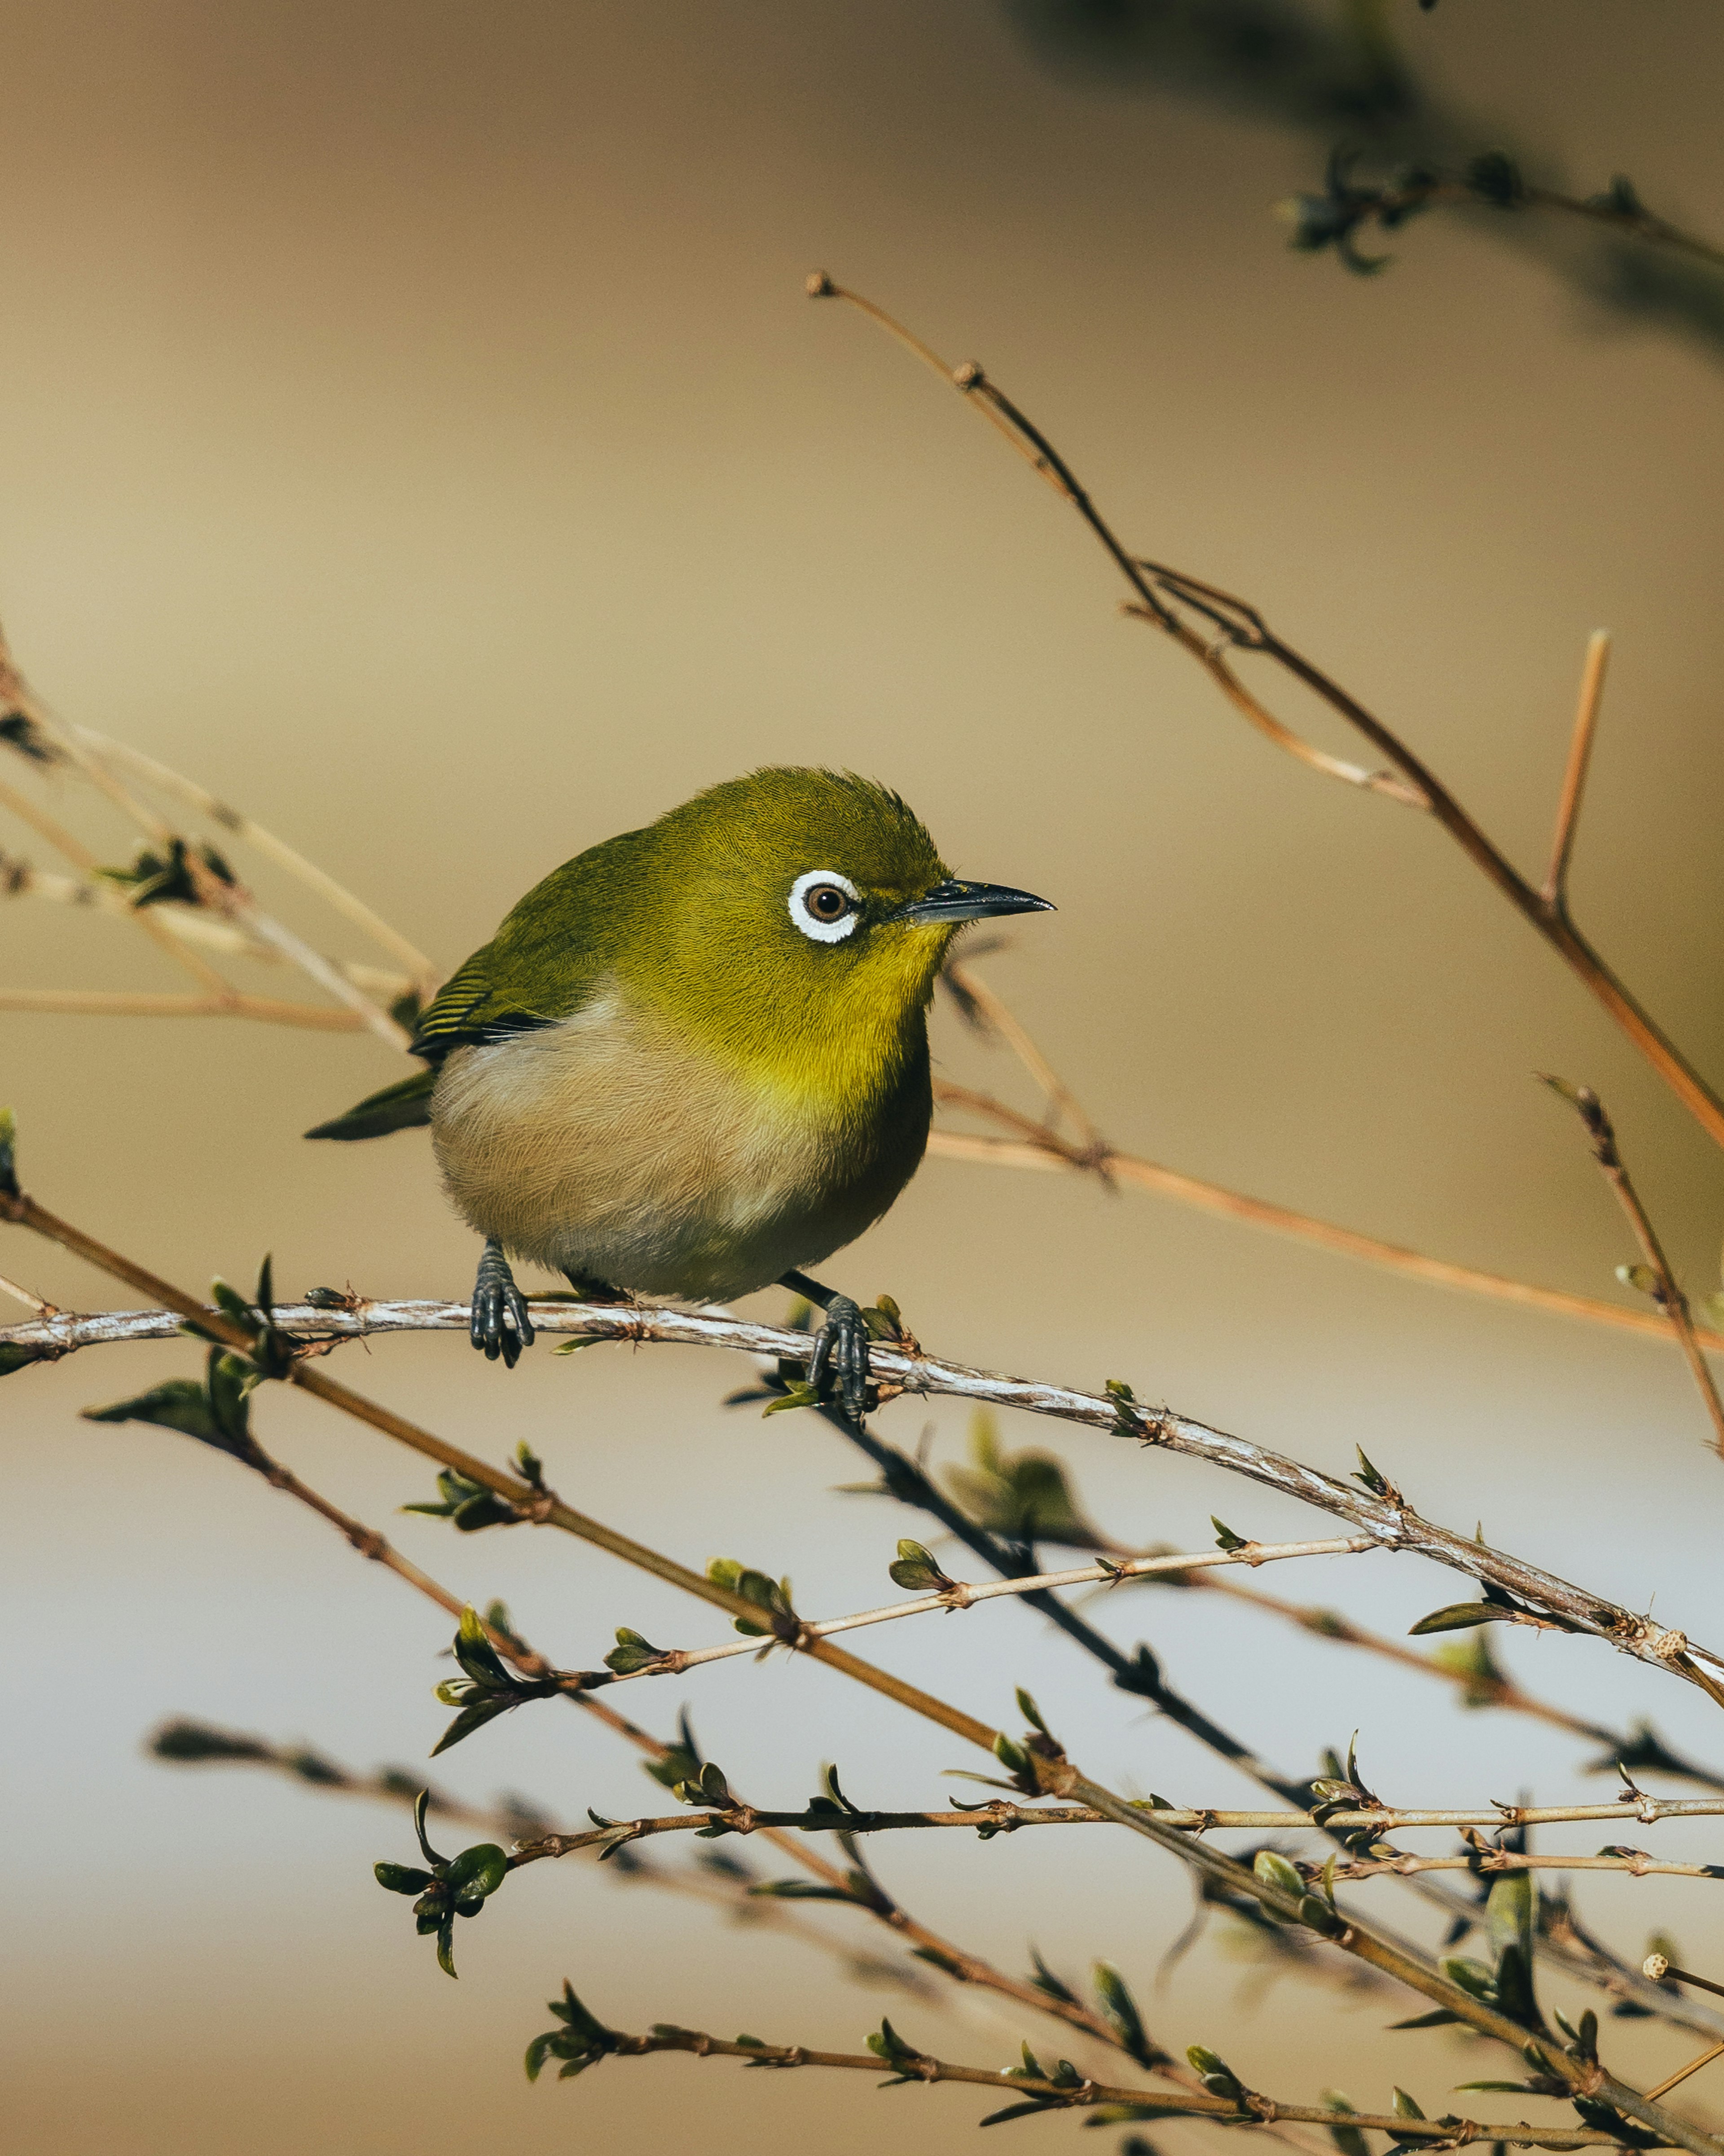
5, 4, 1724, 2151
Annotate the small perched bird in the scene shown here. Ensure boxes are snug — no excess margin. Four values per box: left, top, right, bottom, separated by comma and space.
308, 768, 1052, 1413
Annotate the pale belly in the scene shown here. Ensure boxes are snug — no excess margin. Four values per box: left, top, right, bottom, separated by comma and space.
428, 989, 929, 1301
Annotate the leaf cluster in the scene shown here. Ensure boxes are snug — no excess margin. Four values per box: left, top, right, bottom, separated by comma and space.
430, 1606, 565, 1755
374, 1790, 508, 1976
403, 1442, 544, 1531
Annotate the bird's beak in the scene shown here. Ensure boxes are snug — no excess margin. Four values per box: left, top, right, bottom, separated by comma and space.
887, 878, 1056, 926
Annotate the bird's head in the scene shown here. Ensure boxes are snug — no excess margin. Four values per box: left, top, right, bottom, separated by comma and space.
628, 767, 1052, 1078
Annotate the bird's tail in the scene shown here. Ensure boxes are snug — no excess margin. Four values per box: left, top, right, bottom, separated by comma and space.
304, 1066, 435, 1141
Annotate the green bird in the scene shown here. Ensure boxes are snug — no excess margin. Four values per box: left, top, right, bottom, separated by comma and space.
307, 768, 1052, 1414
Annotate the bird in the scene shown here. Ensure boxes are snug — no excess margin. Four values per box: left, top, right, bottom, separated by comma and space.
306, 767, 1052, 1415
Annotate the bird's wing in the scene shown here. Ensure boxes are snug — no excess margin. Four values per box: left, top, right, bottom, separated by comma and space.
410, 826, 647, 1060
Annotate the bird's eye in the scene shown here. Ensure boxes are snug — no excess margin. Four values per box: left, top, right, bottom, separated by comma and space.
788, 868, 861, 944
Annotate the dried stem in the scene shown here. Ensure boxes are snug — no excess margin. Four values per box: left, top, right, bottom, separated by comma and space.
1542, 1080, 1724, 1458
75, 726, 439, 994
926, 1095, 1724, 1359
813, 279, 1724, 1153
0, 989, 370, 1028
1544, 633, 1610, 908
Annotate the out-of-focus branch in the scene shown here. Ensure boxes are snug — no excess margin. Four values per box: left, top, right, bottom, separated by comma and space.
522, 2008, 1670, 2149
0, 628, 419, 1045
0, 848, 414, 996
1541, 1079, 1724, 1459
76, 726, 439, 996
0, 988, 371, 1028
814, 277, 1724, 1153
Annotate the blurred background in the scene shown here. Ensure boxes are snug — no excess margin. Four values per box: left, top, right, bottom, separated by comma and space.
4, 3, 1724, 2150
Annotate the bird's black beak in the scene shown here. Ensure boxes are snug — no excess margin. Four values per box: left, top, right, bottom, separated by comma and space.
888, 878, 1056, 926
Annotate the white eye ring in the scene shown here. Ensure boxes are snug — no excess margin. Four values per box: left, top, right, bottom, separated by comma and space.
788, 868, 861, 944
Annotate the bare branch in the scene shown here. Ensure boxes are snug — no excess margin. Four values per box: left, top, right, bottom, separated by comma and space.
1542, 1079, 1724, 1459
813, 278, 1724, 1153
1544, 632, 1611, 909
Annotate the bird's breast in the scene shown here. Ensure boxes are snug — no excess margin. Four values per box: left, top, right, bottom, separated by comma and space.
428, 981, 929, 1300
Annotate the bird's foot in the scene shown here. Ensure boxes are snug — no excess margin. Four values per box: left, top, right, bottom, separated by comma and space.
805, 1293, 874, 1423
471, 1237, 535, 1367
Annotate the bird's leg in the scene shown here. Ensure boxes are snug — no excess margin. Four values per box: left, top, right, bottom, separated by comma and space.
470, 1237, 535, 1367
779, 1268, 872, 1423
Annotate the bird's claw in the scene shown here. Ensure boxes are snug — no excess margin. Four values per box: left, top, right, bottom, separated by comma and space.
471, 1239, 535, 1368
806, 1294, 873, 1422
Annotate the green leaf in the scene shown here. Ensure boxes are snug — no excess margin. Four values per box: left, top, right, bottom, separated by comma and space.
454, 1605, 509, 1684
444, 1843, 508, 1897
1092, 1960, 1152, 2063
374, 1861, 434, 1895
0, 1343, 40, 1378
430, 1693, 518, 1757
1429, 1627, 1507, 1704
1408, 1602, 1508, 1636
1392, 2088, 1426, 2120
1616, 1263, 1662, 1297
413, 1789, 446, 1870
1015, 1688, 1052, 1737
1211, 1517, 1248, 1552
1438, 1955, 1498, 2001
83, 1376, 227, 1450
604, 1628, 668, 1675
1486, 1871, 1538, 2027
1253, 1850, 1306, 1905
941, 1419, 1103, 1547
762, 1381, 819, 1417
1321, 2092, 1369, 2156
1389, 2009, 1462, 2029
887, 1539, 951, 1592
1186, 2046, 1244, 2101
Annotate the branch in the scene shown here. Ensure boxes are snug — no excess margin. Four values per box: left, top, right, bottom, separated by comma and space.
812, 278, 1724, 1153
1543, 633, 1610, 910
1542, 1079, 1724, 1458
0, 989, 370, 1029
12, 1272, 1721, 1707
574, 1534, 1375, 1686
926, 1091, 1724, 1360
9, 1185, 1720, 2135
526, 2005, 1670, 2149
0, 848, 413, 996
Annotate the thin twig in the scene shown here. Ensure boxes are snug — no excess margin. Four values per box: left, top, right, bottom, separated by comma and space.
583, 1536, 1375, 1686
75, 726, 439, 994
1542, 1079, 1724, 1459
515, 1795, 1724, 1847
813, 279, 1724, 1153
926, 1096, 1724, 1358
0, 989, 371, 1028
1544, 632, 1610, 909
533, 2017, 1672, 2150
0, 855, 413, 993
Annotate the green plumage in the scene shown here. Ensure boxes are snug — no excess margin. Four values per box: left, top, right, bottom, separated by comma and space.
307, 767, 1049, 1331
